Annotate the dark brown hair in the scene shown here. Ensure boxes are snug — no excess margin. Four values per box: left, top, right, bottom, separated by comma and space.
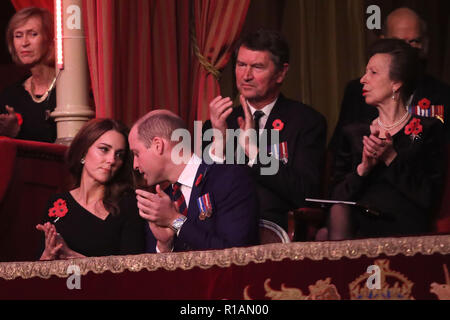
6, 7, 54, 66
66, 118, 133, 216
368, 38, 421, 105
234, 28, 290, 71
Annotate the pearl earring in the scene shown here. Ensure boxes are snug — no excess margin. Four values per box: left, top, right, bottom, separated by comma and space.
81, 158, 85, 165
392, 89, 396, 100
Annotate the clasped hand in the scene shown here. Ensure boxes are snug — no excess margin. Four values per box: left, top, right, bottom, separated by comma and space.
136, 184, 183, 251
36, 222, 79, 260
357, 125, 397, 176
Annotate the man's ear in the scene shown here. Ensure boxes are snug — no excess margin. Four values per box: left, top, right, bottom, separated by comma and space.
276, 63, 289, 84
152, 137, 165, 155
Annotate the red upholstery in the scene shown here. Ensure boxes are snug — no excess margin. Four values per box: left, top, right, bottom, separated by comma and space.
0, 138, 69, 262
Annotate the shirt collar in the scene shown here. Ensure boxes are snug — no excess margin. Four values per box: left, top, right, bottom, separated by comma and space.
247, 97, 278, 117
176, 153, 202, 189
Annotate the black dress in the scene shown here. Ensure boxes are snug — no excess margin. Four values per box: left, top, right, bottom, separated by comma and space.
40, 192, 145, 257
331, 115, 446, 237
0, 77, 56, 143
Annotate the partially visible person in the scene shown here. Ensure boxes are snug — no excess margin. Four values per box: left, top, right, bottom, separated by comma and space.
36, 119, 145, 260
129, 109, 259, 253
0, 7, 57, 142
328, 39, 445, 239
330, 7, 450, 151
205, 29, 327, 235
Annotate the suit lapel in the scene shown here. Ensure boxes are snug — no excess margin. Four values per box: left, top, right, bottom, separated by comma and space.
264, 94, 288, 148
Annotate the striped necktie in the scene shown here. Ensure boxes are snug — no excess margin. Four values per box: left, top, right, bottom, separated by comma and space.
172, 182, 188, 216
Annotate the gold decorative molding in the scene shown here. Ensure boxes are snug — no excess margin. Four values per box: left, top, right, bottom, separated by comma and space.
1, 234, 449, 280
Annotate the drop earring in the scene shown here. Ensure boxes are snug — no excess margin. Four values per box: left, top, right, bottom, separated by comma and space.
392, 89, 396, 100
81, 158, 85, 165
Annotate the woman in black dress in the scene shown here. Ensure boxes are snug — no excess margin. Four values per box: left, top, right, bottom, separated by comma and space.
36, 119, 145, 260
328, 39, 445, 239
0, 7, 57, 142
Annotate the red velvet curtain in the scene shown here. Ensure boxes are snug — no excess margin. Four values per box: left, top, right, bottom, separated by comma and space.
10, 0, 53, 12
190, 0, 250, 123
82, 0, 194, 127
12, 0, 250, 129
84, 0, 249, 129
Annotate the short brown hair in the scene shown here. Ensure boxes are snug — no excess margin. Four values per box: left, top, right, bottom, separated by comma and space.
66, 118, 133, 215
6, 7, 54, 66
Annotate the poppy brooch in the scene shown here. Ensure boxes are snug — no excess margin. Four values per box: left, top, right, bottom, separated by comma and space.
48, 198, 68, 222
404, 118, 423, 142
418, 98, 431, 110
272, 119, 284, 131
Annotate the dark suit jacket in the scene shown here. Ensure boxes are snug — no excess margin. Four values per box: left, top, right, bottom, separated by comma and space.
204, 94, 327, 231
329, 74, 450, 151
144, 161, 260, 252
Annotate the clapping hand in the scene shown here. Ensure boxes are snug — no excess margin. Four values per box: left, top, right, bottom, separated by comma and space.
357, 125, 397, 176
36, 222, 63, 260
136, 184, 183, 252
209, 96, 234, 157
36, 222, 85, 260
0, 105, 20, 138
237, 95, 258, 159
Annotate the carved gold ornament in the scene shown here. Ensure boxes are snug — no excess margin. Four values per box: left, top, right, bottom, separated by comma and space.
349, 259, 414, 300
243, 278, 341, 300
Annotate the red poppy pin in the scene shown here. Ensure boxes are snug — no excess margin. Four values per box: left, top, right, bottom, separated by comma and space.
272, 119, 284, 131
15, 113, 23, 126
404, 118, 423, 142
48, 198, 68, 222
418, 98, 431, 110
195, 174, 203, 187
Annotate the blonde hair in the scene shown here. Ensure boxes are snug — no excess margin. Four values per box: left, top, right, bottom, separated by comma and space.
6, 7, 54, 66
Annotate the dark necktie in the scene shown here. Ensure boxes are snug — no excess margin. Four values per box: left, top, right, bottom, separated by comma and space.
172, 182, 188, 216
253, 110, 265, 147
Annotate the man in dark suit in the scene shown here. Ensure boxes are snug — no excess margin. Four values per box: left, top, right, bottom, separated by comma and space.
206, 29, 327, 233
329, 7, 450, 152
129, 109, 259, 253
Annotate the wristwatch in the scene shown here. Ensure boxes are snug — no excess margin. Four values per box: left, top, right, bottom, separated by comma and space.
170, 216, 187, 233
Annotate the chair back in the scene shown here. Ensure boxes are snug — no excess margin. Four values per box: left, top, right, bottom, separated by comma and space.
259, 219, 291, 244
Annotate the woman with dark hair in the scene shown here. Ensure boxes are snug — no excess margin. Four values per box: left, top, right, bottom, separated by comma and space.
327, 38, 445, 239
0, 7, 57, 142
36, 119, 145, 260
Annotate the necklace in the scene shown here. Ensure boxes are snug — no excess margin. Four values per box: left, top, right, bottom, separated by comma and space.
29, 76, 57, 103
377, 111, 410, 131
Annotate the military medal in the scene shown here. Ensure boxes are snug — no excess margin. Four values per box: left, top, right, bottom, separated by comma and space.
197, 193, 213, 220
270, 141, 288, 164
408, 98, 445, 123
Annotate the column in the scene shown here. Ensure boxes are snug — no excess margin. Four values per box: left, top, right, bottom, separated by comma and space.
51, 0, 94, 145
